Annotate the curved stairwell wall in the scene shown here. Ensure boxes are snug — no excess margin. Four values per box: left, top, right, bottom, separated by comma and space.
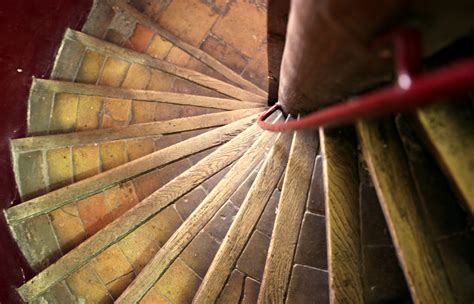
0, 1, 93, 302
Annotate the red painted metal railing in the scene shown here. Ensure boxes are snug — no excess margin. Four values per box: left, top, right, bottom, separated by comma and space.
258, 28, 474, 131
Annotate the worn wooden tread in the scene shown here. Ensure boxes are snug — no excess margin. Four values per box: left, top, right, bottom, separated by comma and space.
5, 115, 257, 224
415, 101, 474, 216
30, 79, 264, 110
320, 127, 363, 303
13, 108, 264, 152
107, 0, 268, 98
258, 128, 319, 303
357, 118, 455, 303
193, 128, 292, 303
16, 121, 266, 303
64, 29, 266, 103
116, 117, 281, 303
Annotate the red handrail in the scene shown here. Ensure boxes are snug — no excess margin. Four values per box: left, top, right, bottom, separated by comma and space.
258, 28, 474, 131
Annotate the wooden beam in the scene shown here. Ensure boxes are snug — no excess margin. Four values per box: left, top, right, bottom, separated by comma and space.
258, 129, 319, 303
115, 119, 281, 303
16, 122, 265, 303
321, 126, 363, 303
32, 79, 264, 110
12, 108, 264, 152
194, 128, 293, 303
66, 30, 267, 103
109, 0, 268, 98
415, 101, 474, 216
357, 118, 454, 303
5, 115, 256, 224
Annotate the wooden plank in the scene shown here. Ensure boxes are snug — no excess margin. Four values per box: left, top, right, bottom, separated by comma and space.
258, 129, 319, 304
109, 0, 268, 98
115, 119, 282, 304
5, 115, 257, 224
356, 118, 455, 303
66, 29, 267, 103
33, 79, 263, 110
320, 126, 363, 303
194, 129, 293, 303
16, 122, 266, 303
415, 100, 474, 216
12, 108, 264, 152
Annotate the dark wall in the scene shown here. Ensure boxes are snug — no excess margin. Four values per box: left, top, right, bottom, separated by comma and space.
0, 0, 92, 302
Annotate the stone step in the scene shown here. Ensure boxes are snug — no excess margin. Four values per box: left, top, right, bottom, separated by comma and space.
357, 118, 456, 303
257, 128, 320, 303
81, 0, 267, 97
27, 78, 263, 136
52, 29, 266, 104
15, 120, 266, 303
13, 108, 263, 200
6, 116, 256, 273
193, 124, 293, 303
115, 116, 282, 303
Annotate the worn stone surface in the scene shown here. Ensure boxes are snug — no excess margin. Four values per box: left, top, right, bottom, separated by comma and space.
126, 138, 155, 161
204, 200, 238, 241
217, 269, 245, 303
146, 35, 173, 60
307, 155, 324, 215
180, 230, 221, 278
363, 246, 409, 303
241, 44, 269, 90
158, 0, 219, 46
118, 206, 183, 272
76, 50, 106, 84
130, 24, 154, 53
100, 141, 127, 171
99, 58, 130, 87
255, 189, 280, 237
237, 230, 270, 281
155, 258, 202, 303
50, 204, 86, 253
47, 147, 73, 190
211, 0, 266, 57
72, 144, 101, 181
76, 95, 103, 131
175, 186, 207, 220
286, 264, 329, 304
122, 63, 152, 90
295, 212, 327, 270
241, 276, 260, 304
66, 264, 112, 303
201, 34, 248, 73
51, 39, 86, 81
130, 101, 156, 124
132, 168, 165, 200
229, 170, 258, 207
49, 93, 79, 133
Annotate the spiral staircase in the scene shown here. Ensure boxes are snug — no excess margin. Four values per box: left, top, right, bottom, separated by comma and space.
3, 0, 474, 303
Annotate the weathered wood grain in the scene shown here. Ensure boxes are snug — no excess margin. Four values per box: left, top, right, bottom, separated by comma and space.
12, 108, 264, 152
5, 115, 256, 224
357, 118, 455, 303
258, 129, 319, 304
321, 127, 363, 303
32, 79, 264, 110
193, 129, 293, 303
66, 29, 267, 103
16, 122, 265, 303
415, 101, 474, 216
116, 119, 282, 304
109, 0, 268, 98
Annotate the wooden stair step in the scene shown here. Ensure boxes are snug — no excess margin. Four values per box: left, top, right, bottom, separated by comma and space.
115, 117, 282, 303
415, 100, 474, 216
15, 120, 266, 302
81, 0, 267, 98
6, 115, 256, 224
13, 109, 263, 200
53, 29, 266, 103
258, 128, 319, 303
7, 117, 254, 273
193, 127, 293, 303
357, 117, 455, 303
320, 127, 363, 303
27, 79, 263, 135
396, 114, 474, 303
